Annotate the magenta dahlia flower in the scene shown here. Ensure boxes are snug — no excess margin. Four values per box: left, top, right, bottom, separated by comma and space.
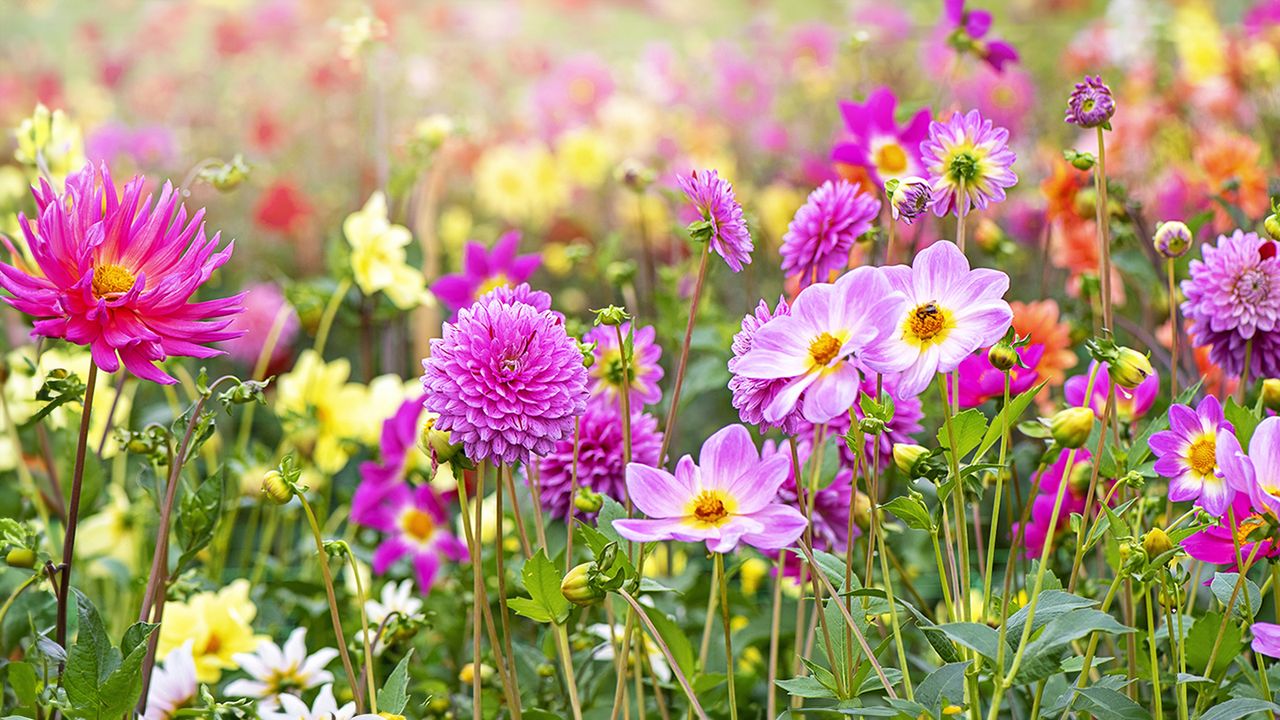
1064, 361, 1158, 423
1181, 230, 1280, 379
1015, 447, 1108, 557
677, 169, 753, 272
734, 267, 911, 424
1183, 495, 1276, 567
780, 180, 881, 286
358, 396, 427, 491
728, 297, 805, 435
832, 87, 931, 186
920, 110, 1018, 218
877, 240, 1013, 396
1150, 395, 1235, 515
430, 231, 540, 314
890, 177, 933, 225
953, 343, 1044, 408
351, 479, 466, 594
222, 282, 298, 369
482, 281, 553, 313
612, 424, 807, 553
0, 164, 242, 384
943, 0, 1019, 72
1218, 416, 1280, 518
421, 295, 589, 464
534, 399, 662, 520
1064, 75, 1116, 129
584, 322, 664, 407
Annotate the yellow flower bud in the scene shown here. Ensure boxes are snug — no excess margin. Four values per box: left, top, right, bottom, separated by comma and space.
1111, 347, 1154, 390
1262, 378, 1280, 413
262, 469, 294, 505
561, 562, 604, 607
1143, 527, 1175, 561
1050, 407, 1095, 449
5, 548, 35, 569
893, 443, 929, 475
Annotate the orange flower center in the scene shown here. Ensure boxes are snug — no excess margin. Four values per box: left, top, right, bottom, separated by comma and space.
808, 332, 841, 366
92, 264, 136, 298
1237, 515, 1266, 546
692, 490, 729, 526
1187, 436, 1216, 477
875, 143, 908, 175
401, 508, 436, 543
906, 302, 948, 343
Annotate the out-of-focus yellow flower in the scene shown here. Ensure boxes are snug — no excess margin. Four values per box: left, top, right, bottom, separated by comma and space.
598, 95, 660, 157
336, 13, 387, 65
641, 543, 687, 577
344, 192, 430, 310
1245, 40, 1280, 84
158, 579, 265, 683
275, 350, 369, 473
0, 166, 29, 209
541, 242, 575, 277
739, 556, 770, 595
14, 104, 84, 183
413, 114, 455, 151
756, 182, 804, 243
439, 206, 473, 256
76, 484, 138, 575
556, 128, 613, 188
615, 193, 670, 236
1172, 1, 1225, 83
2, 346, 130, 459
358, 375, 419, 446
474, 143, 567, 226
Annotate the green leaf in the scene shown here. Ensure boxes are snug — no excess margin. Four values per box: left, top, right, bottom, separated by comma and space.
788, 548, 849, 591
1212, 572, 1263, 620
377, 649, 414, 714
8, 662, 37, 707
1186, 612, 1242, 677
882, 496, 933, 532
936, 408, 987, 462
1015, 609, 1133, 683
175, 469, 224, 572
97, 624, 158, 720
597, 497, 628, 547
1199, 698, 1280, 720
522, 710, 567, 720
1224, 398, 1261, 450
507, 597, 553, 624
931, 623, 1004, 668
975, 381, 1046, 461
63, 592, 157, 720
1071, 686, 1151, 720
518, 549, 570, 625
1004, 591, 1096, 641
915, 662, 970, 715
775, 676, 838, 699
642, 607, 695, 679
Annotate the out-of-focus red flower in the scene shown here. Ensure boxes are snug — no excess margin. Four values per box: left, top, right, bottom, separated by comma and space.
254, 180, 312, 235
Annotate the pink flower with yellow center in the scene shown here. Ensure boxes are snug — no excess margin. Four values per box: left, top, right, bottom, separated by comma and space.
920, 110, 1018, 218
832, 87, 931, 186
352, 480, 466, 594
1218, 417, 1280, 519
612, 424, 807, 553
1150, 395, 1235, 515
430, 231, 539, 314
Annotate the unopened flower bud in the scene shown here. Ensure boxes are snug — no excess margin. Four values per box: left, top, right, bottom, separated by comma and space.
1262, 378, 1280, 412
561, 562, 605, 607
1142, 527, 1175, 562
858, 416, 885, 435
1154, 221, 1193, 258
414, 114, 454, 150
852, 493, 873, 532
1111, 347, 1154, 389
574, 488, 604, 514
536, 663, 557, 678
893, 443, 929, 475
1267, 214, 1280, 242
420, 414, 462, 463
1050, 407, 1095, 449
262, 469, 294, 505
1065, 150, 1096, 171
987, 341, 1019, 372
605, 261, 636, 286
594, 305, 628, 327
5, 548, 35, 569
458, 662, 494, 685
889, 176, 931, 225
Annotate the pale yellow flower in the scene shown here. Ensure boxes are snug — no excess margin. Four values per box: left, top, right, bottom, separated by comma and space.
1172, 1, 1225, 83
158, 580, 266, 683
598, 95, 660, 157
438, 206, 473, 256
344, 192, 429, 310
13, 104, 84, 183
473, 143, 567, 226
77, 484, 139, 576
336, 14, 387, 65
556, 128, 614, 189
756, 182, 805, 244
275, 350, 370, 473
1, 346, 131, 459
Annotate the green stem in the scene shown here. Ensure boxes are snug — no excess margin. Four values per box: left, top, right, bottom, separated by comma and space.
716, 554, 739, 720
298, 494, 363, 711
55, 362, 98, 653
554, 622, 586, 720
346, 549, 378, 715
313, 278, 352, 356
657, 244, 711, 465
1146, 585, 1164, 720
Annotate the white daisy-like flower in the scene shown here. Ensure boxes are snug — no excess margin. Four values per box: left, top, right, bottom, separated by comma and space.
366, 579, 423, 626
143, 641, 197, 720
587, 622, 671, 682
225, 628, 339, 709
262, 684, 380, 720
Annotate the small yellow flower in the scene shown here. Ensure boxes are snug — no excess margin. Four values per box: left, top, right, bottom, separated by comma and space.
77, 484, 139, 576
158, 580, 266, 683
344, 192, 429, 310
755, 182, 805, 243
738, 556, 770, 595
275, 350, 369, 473
473, 143, 567, 226
14, 104, 84, 183
556, 128, 614, 188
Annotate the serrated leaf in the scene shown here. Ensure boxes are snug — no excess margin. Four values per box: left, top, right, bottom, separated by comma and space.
1015, 609, 1133, 683
1212, 572, 1263, 620
597, 497, 628, 547
377, 649, 414, 714
1224, 399, 1261, 448
1004, 591, 1096, 641
508, 597, 553, 624
931, 623, 1005, 668
915, 661, 970, 715
1199, 698, 1280, 720
775, 676, 837, 699
1186, 612, 1241, 678
882, 496, 933, 532
518, 550, 570, 625
1071, 686, 1150, 720
936, 408, 987, 462
175, 469, 224, 573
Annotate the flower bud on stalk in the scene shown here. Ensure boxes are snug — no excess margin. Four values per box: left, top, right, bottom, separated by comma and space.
1142, 527, 1175, 564
893, 443, 929, 475
574, 488, 604, 514
262, 469, 294, 505
1111, 347, 1154, 389
561, 562, 606, 607
5, 548, 35, 569
988, 340, 1019, 372
1049, 407, 1095, 449
1153, 220, 1193, 258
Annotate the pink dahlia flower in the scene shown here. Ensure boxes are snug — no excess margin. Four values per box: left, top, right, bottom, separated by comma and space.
728, 296, 805, 434
1218, 416, 1280, 518
430, 231, 540, 314
677, 169, 753, 273
1181, 230, 1280, 378
780, 179, 881, 286
584, 322, 664, 407
0, 164, 242, 384
421, 295, 588, 464
612, 424, 807, 554
1183, 495, 1277, 567
832, 87, 931, 186
920, 110, 1018, 218
351, 479, 466, 594
221, 282, 298, 370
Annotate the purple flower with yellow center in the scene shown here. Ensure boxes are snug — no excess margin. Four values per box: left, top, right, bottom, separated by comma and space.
1218, 416, 1280, 518
1064, 76, 1116, 129
734, 266, 911, 424
1181, 230, 1280, 379
535, 400, 662, 520
943, 0, 1019, 72
780, 180, 881, 286
1064, 361, 1159, 423
430, 231, 539, 314
877, 240, 1013, 396
920, 110, 1018, 218
1183, 496, 1275, 567
1150, 395, 1235, 515
890, 176, 933, 225
351, 480, 466, 594
727, 297, 805, 434
832, 87, 931, 186
677, 169, 753, 272
357, 396, 427, 492
421, 295, 588, 464
584, 322, 664, 407
612, 424, 808, 553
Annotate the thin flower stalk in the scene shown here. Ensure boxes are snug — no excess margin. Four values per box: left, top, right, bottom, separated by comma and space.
658, 244, 711, 464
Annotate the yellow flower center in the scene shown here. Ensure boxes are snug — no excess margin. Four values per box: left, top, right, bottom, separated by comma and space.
569, 77, 596, 105
401, 508, 436, 543
1187, 435, 1216, 477
808, 332, 842, 367
903, 302, 952, 346
875, 143, 908, 175
92, 263, 136, 298
1237, 514, 1266, 546
477, 273, 511, 297
688, 490, 734, 528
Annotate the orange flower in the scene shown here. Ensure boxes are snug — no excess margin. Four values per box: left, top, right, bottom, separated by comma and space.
1040, 157, 1088, 224
1196, 133, 1269, 232
1011, 299, 1078, 387
1048, 219, 1127, 305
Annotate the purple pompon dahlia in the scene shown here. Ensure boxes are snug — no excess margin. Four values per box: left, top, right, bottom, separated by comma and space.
780, 180, 881, 286
920, 110, 1018, 218
584, 322, 664, 407
677, 169, 753, 272
728, 297, 805, 435
422, 296, 589, 464
430, 231, 540, 314
0, 164, 243, 384
1064, 76, 1116, 129
1181, 230, 1280, 378
761, 439, 855, 555
534, 400, 663, 520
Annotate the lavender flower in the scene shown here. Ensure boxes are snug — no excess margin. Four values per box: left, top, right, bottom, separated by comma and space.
1064, 76, 1116, 129
1150, 395, 1235, 515
920, 110, 1018, 218
678, 169, 753, 272
422, 296, 588, 464
780, 180, 881, 286
889, 177, 932, 225
584, 322, 664, 407
1154, 220, 1194, 259
728, 297, 805, 434
1181, 230, 1280, 378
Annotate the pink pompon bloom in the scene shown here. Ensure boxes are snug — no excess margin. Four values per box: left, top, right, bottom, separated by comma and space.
0, 164, 243, 384
352, 480, 466, 594
430, 231, 540, 314
780, 180, 881, 286
953, 343, 1045, 408
727, 297, 805, 435
677, 169, 753, 273
734, 266, 911, 424
1064, 361, 1159, 423
221, 282, 298, 370
877, 240, 1013, 396
535, 399, 662, 521
920, 110, 1018, 218
1218, 417, 1280, 518
711, 44, 774, 126
1015, 447, 1105, 557
612, 424, 808, 553
1183, 496, 1276, 567
1253, 623, 1280, 659
584, 322, 664, 407
422, 295, 588, 464
1150, 395, 1235, 515
1181, 230, 1280, 379
480, 281, 554, 314
943, 0, 1019, 72
832, 87, 931, 186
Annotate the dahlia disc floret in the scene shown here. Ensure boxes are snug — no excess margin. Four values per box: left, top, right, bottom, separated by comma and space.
920, 110, 1018, 217
1181, 229, 1280, 378
1150, 395, 1235, 515
0, 164, 244, 384
780, 179, 881, 286
677, 169, 753, 272
422, 296, 589, 464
